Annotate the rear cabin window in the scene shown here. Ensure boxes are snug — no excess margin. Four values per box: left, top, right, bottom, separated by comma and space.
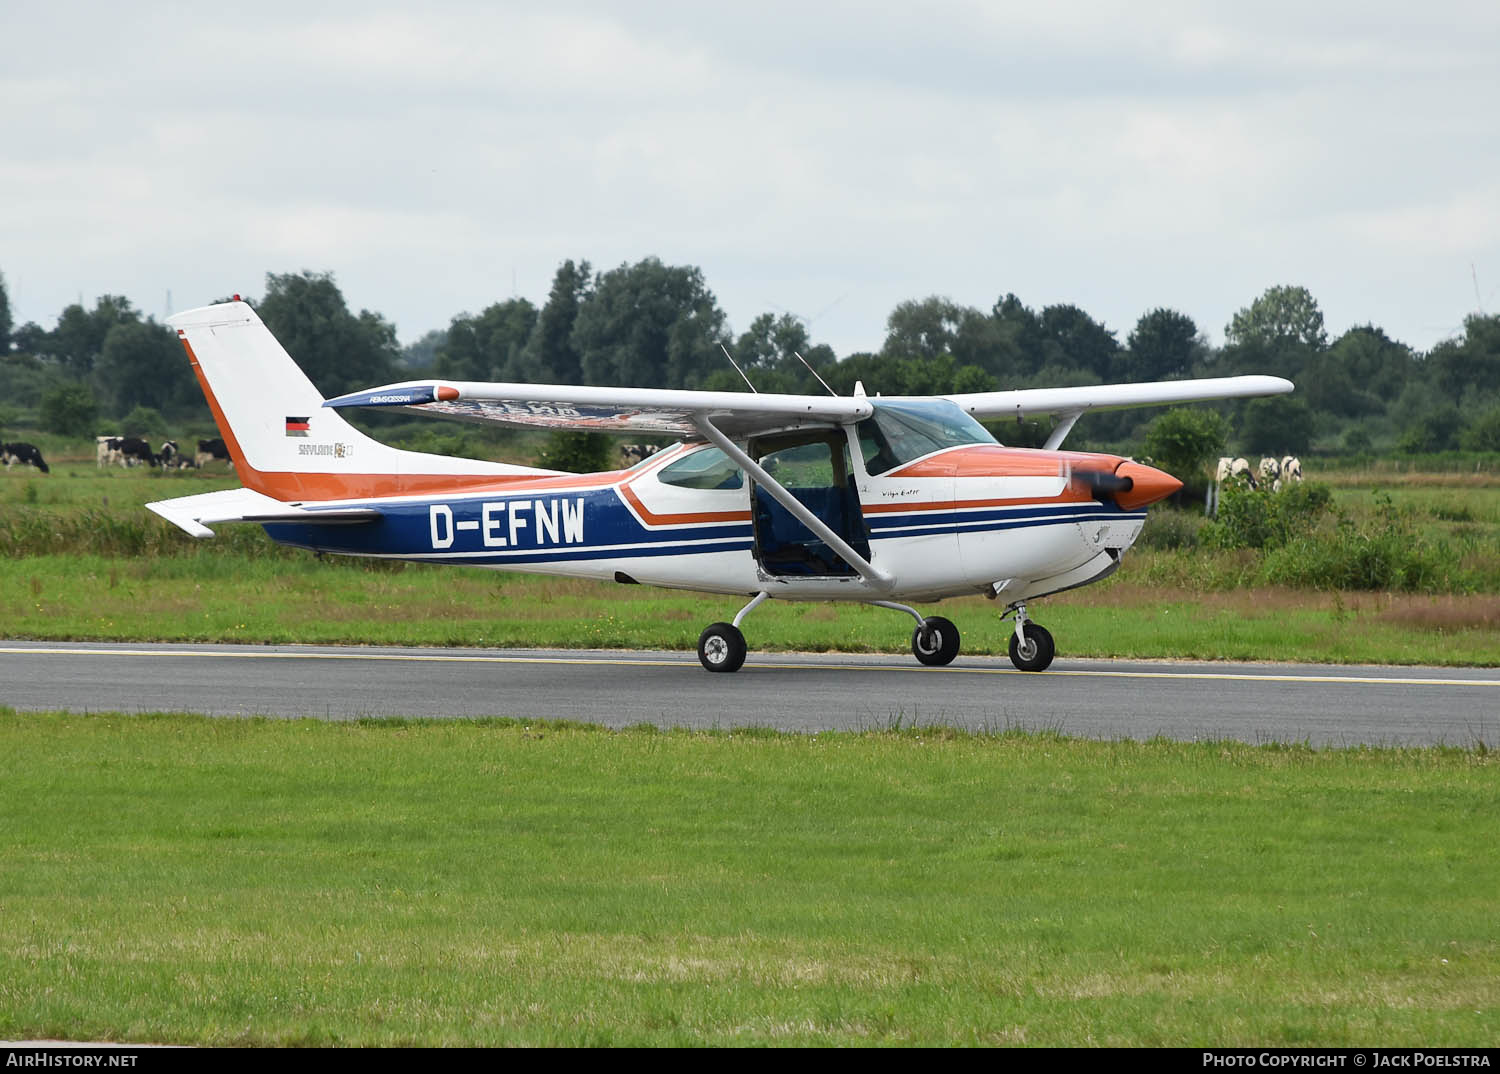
656, 447, 744, 490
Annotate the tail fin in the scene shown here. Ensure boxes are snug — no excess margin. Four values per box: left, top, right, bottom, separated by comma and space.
169, 301, 549, 501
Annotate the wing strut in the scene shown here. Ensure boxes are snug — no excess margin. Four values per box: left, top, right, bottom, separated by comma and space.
693, 414, 894, 591
1042, 410, 1083, 450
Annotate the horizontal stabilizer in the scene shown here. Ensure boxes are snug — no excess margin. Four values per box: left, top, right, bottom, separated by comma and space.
146, 488, 381, 539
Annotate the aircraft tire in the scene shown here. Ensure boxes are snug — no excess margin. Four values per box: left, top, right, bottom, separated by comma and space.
698, 622, 747, 673
1008, 623, 1055, 672
911, 616, 960, 666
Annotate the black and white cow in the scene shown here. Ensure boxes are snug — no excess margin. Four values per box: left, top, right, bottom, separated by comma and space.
620, 443, 663, 465
195, 437, 230, 468
2, 442, 50, 474
111, 437, 157, 467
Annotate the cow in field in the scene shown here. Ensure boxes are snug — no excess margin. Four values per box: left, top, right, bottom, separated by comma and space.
159, 440, 195, 469
621, 443, 663, 465
97, 436, 154, 467
121, 437, 156, 467
1281, 455, 1303, 483
196, 438, 230, 468
1215, 456, 1256, 488
1258, 456, 1282, 491
97, 435, 121, 467
2, 442, 50, 474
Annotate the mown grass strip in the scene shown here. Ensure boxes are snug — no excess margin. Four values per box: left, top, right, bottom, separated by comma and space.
4, 554, 1499, 666
0, 711, 1495, 1046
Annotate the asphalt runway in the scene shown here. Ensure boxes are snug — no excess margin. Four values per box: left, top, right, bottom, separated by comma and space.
3, 640, 1498, 747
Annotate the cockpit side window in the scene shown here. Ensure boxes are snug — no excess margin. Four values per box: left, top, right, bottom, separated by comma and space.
656, 446, 744, 490
856, 400, 997, 475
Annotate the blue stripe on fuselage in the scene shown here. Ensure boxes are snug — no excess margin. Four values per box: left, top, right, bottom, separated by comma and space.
261, 486, 752, 562
259, 489, 1146, 563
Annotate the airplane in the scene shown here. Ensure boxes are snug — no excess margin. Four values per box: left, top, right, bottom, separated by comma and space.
148, 300, 1293, 674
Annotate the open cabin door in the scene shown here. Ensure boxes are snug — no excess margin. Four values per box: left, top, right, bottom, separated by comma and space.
748, 429, 872, 577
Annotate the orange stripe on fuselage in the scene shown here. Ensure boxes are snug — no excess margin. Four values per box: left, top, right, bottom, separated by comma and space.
889, 444, 1125, 479
618, 483, 752, 527
177, 333, 630, 503
863, 491, 1095, 515
870, 444, 1129, 515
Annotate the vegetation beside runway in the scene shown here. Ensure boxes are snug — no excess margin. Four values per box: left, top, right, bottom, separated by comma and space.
1, 710, 1495, 1046
1, 464, 1498, 666
5, 553, 1500, 666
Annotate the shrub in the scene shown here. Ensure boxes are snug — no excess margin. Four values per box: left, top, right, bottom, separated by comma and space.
120, 405, 168, 437
538, 431, 613, 473
1200, 482, 1333, 550
1140, 408, 1227, 491
39, 382, 98, 437
1261, 514, 1461, 592
1136, 508, 1205, 550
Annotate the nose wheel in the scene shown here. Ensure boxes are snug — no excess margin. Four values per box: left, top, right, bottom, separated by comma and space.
1004, 602, 1055, 672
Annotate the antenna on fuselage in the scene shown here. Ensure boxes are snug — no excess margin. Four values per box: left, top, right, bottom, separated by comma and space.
793, 351, 838, 397
719, 344, 759, 393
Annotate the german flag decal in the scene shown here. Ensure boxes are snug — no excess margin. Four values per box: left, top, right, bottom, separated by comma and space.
285, 416, 310, 437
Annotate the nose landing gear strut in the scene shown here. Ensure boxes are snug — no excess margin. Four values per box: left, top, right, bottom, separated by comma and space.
1001, 601, 1055, 672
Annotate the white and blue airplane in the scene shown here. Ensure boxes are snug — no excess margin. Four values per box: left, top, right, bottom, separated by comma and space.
148, 300, 1292, 673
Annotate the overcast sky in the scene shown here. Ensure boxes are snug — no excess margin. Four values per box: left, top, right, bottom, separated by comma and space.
3, 1, 1497, 362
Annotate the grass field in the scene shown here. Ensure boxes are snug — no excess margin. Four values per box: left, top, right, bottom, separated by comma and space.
1, 712, 1496, 1046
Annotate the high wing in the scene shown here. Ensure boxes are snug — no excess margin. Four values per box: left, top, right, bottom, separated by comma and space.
322, 381, 872, 438
938, 375, 1294, 450
942, 375, 1293, 420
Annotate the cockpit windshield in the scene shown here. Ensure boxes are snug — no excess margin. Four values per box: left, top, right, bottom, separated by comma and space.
856, 400, 998, 475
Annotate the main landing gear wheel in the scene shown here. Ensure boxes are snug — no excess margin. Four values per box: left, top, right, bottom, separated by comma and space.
1008, 622, 1055, 672
698, 622, 747, 673
911, 615, 960, 667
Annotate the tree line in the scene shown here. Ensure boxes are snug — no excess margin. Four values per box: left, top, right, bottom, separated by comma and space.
1, 263, 1497, 457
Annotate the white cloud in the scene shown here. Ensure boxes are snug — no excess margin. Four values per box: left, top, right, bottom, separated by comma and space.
1, 0, 1497, 356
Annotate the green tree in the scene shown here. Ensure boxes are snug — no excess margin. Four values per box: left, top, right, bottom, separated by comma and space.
1241, 395, 1312, 455
256, 271, 399, 397
1124, 309, 1202, 381
1459, 406, 1500, 452
572, 258, 728, 387
1140, 407, 1228, 488
47, 295, 139, 378
437, 298, 538, 382
1037, 304, 1117, 379
1225, 285, 1328, 351
726, 312, 838, 393
1223, 285, 1327, 384
1427, 314, 1500, 405
400, 328, 446, 372
94, 319, 196, 416
0, 269, 12, 353
989, 293, 1047, 378
882, 297, 966, 362
1398, 406, 1463, 454
524, 259, 592, 383
537, 430, 612, 473
120, 405, 168, 437
40, 381, 99, 437
11, 322, 48, 357
1323, 325, 1413, 406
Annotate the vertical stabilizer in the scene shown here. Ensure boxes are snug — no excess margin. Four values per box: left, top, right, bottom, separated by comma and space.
168, 301, 551, 501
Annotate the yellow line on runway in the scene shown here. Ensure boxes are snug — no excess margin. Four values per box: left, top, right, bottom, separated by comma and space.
4, 646, 1499, 688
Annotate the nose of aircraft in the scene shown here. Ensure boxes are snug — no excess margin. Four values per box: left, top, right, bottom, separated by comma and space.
1112, 460, 1183, 510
